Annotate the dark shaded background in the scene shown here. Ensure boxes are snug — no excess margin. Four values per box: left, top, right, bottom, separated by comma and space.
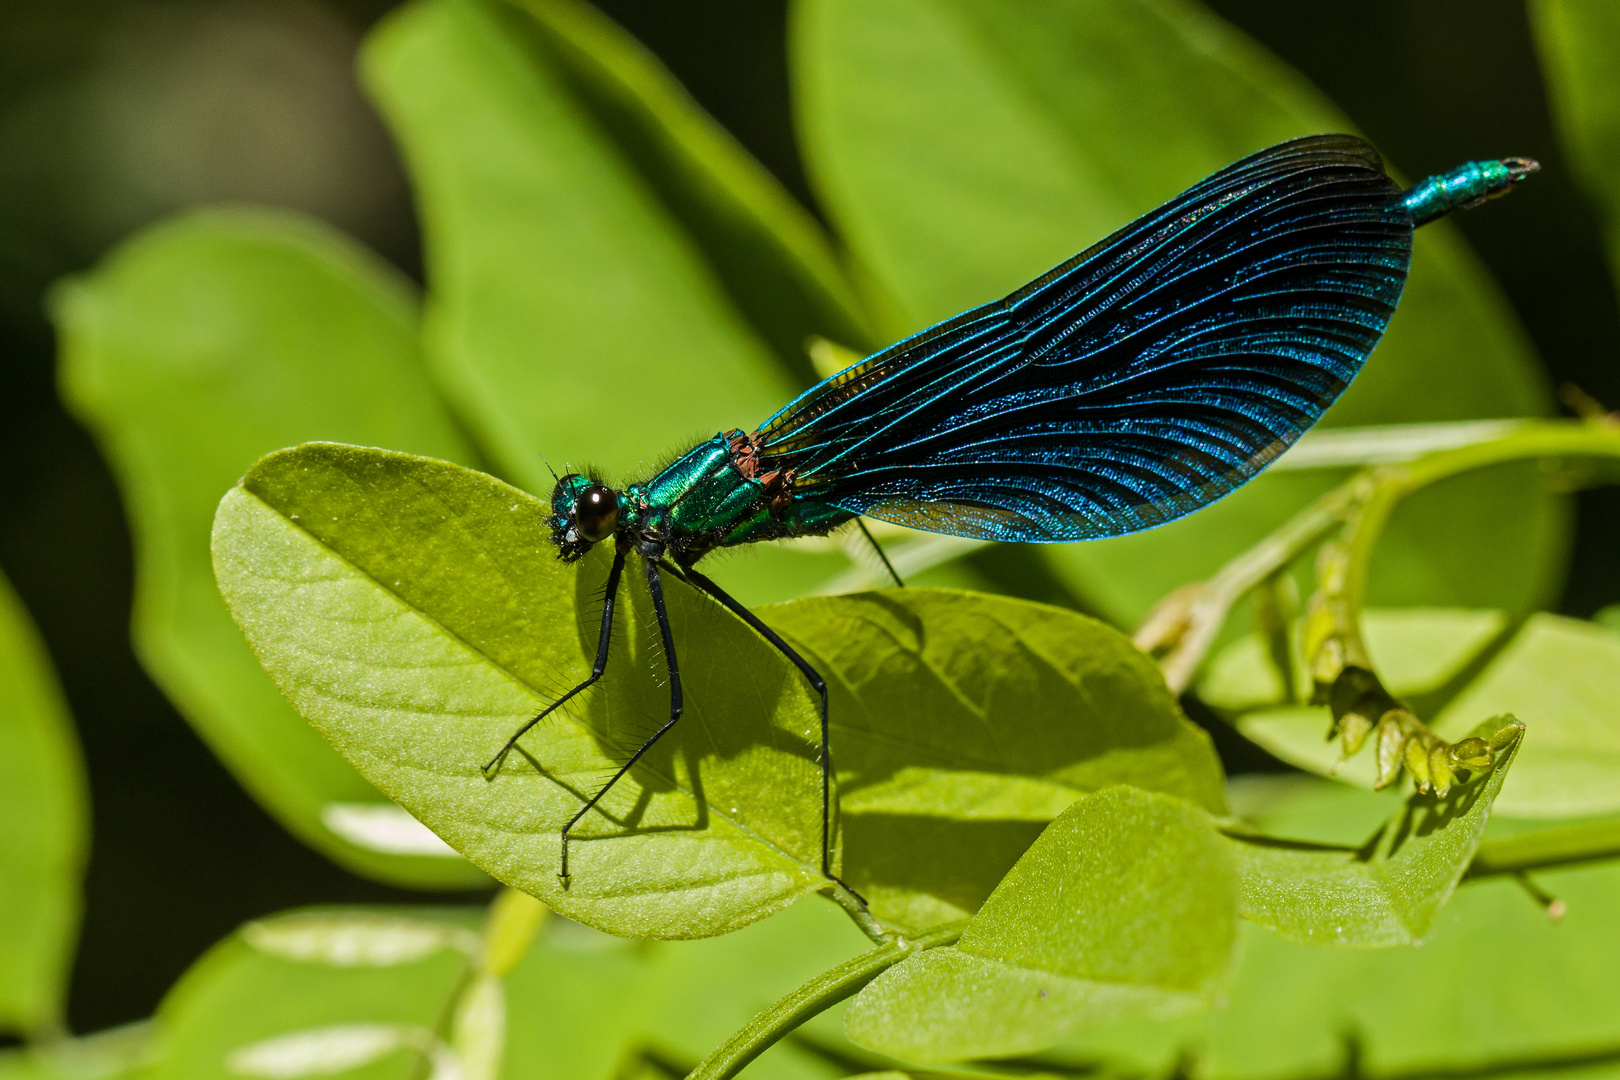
0, 0, 1614, 1033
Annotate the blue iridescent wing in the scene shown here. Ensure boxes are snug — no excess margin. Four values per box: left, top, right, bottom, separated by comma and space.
752, 135, 1412, 542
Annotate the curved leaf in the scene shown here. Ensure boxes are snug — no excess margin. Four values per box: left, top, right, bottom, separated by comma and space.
214, 442, 1229, 937
53, 208, 487, 889
0, 570, 87, 1037
1048, 789, 1620, 1080
766, 591, 1226, 931
150, 909, 476, 1080
362, 0, 846, 493
844, 787, 1237, 1062
793, 0, 1562, 625
1228, 720, 1522, 947
212, 443, 830, 938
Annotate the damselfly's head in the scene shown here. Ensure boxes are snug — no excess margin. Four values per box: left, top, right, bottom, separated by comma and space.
549, 473, 620, 561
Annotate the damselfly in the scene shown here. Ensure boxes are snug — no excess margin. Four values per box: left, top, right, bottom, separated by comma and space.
485, 135, 1536, 897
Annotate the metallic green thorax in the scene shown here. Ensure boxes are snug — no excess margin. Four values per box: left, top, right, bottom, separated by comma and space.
550, 430, 851, 565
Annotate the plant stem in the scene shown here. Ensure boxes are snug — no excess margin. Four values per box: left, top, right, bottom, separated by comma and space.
1469, 819, 1620, 878
685, 922, 966, 1080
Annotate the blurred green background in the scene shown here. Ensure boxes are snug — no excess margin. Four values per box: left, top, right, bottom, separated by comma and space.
0, 0, 1616, 1036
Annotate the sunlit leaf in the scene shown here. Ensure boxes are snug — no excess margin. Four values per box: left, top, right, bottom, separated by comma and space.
215, 442, 1227, 936
1227, 720, 1522, 947
242, 913, 481, 968
845, 787, 1237, 1062
767, 591, 1225, 931
52, 207, 486, 888
0, 569, 86, 1038
213, 443, 830, 938
793, 0, 1563, 626
363, 0, 839, 493
149, 909, 475, 1080
1433, 614, 1620, 818
1048, 781, 1620, 1080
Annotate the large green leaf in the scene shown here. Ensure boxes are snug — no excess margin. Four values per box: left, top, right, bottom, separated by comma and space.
214, 443, 1226, 937
844, 787, 1237, 1062
0, 570, 87, 1037
53, 208, 487, 888
213, 443, 830, 938
1535, 0, 1620, 286
1047, 778, 1620, 1080
1227, 720, 1522, 947
1433, 614, 1620, 819
766, 592, 1226, 931
362, 0, 860, 494
792, 0, 1562, 625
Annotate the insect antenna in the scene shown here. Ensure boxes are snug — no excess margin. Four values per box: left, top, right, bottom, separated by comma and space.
540, 455, 561, 482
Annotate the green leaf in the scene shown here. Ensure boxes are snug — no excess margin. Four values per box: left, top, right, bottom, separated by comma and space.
215, 442, 1225, 937
766, 591, 1226, 931
1202, 608, 1512, 789
1534, 0, 1620, 286
844, 787, 1237, 1062
0, 571, 87, 1037
793, 0, 1562, 626
362, 0, 858, 495
1226, 721, 1523, 947
1432, 614, 1620, 819
1046, 778, 1620, 1079
0, 1024, 156, 1080
149, 908, 478, 1080
212, 443, 830, 938
53, 208, 487, 889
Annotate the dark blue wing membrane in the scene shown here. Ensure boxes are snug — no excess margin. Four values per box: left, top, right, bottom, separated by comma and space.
753, 135, 1412, 542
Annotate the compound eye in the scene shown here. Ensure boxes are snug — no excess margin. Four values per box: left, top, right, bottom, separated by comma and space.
574, 485, 619, 542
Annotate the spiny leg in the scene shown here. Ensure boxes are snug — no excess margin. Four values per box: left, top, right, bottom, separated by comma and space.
681, 565, 866, 906
483, 547, 626, 780
855, 517, 904, 588
558, 557, 685, 883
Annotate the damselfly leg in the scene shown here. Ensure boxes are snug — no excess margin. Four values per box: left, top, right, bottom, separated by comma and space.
482, 547, 627, 779
681, 565, 864, 906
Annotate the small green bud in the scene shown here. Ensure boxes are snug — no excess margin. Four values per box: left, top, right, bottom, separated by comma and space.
1428, 744, 1454, 797
1375, 717, 1405, 789
1490, 723, 1524, 752
1339, 712, 1374, 756
1404, 736, 1432, 791
1448, 737, 1493, 772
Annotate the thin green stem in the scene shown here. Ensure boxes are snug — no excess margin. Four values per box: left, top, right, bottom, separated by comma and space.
685, 922, 967, 1080
1468, 819, 1620, 878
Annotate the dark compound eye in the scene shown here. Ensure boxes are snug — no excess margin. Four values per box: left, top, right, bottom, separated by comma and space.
573, 485, 619, 542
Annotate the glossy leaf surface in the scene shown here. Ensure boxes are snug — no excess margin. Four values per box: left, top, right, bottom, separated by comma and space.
845, 787, 1237, 1062
0, 571, 87, 1037
794, 0, 1561, 625
54, 208, 486, 888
